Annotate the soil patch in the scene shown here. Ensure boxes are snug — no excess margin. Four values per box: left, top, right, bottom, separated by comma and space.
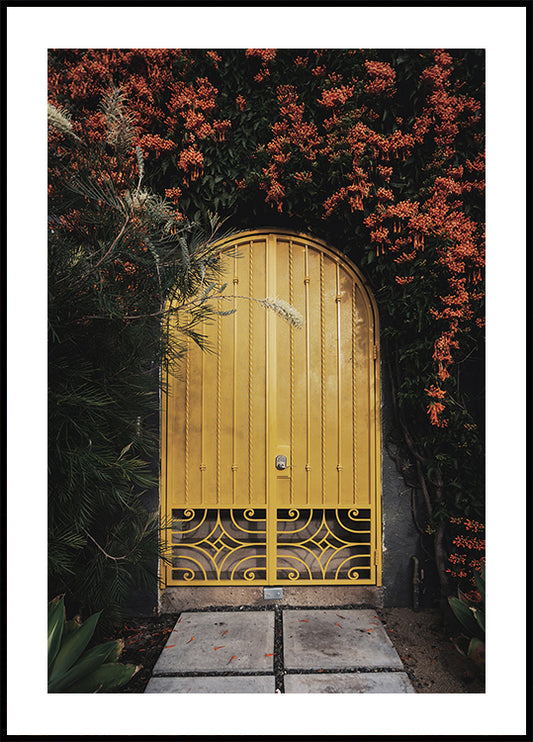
378, 607, 484, 693
111, 606, 484, 693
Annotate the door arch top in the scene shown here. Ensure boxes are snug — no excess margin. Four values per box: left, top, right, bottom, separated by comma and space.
210, 228, 380, 329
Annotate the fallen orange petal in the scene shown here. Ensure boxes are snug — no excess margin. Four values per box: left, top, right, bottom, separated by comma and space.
298, 619, 309, 622
228, 656, 237, 663
221, 630, 228, 636
214, 646, 226, 650
165, 644, 177, 649
186, 637, 195, 643
265, 653, 274, 657
334, 622, 342, 628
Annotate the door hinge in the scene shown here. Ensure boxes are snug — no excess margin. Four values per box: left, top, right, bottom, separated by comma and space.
373, 549, 379, 566
373, 345, 378, 360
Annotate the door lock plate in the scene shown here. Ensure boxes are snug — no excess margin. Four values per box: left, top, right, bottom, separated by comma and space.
275, 454, 287, 470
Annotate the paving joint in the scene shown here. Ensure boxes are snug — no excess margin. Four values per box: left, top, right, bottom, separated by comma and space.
283, 666, 407, 675
273, 606, 284, 693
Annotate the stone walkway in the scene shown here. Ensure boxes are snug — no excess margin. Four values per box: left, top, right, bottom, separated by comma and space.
145, 608, 415, 693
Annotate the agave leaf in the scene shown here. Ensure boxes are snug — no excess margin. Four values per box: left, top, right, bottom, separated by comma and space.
49, 610, 101, 684
48, 596, 66, 670
448, 596, 479, 636
457, 586, 473, 605
475, 609, 485, 633
49, 639, 119, 693
66, 661, 140, 693
63, 616, 83, 637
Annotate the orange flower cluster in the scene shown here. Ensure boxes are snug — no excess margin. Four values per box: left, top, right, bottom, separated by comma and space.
425, 382, 448, 425
376, 187, 393, 202
168, 76, 223, 144
138, 133, 175, 159
427, 400, 447, 427
245, 48, 276, 63
323, 188, 347, 217
363, 60, 396, 96
258, 84, 322, 212
318, 84, 355, 108
450, 517, 484, 532
165, 187, 182, 204
213, 119, 231, 141
425, 384, 446, 399
246, 48, 276, 83
177, 146, 204, 182
452, 534, 485, 552
357, 51, 484, 422
236, 94, 246, 111
206, 50, 221, 68
293, 171, 312, 184
432, 331, 459, 382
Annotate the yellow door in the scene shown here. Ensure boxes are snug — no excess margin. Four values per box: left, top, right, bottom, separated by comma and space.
161, 230, 381, 586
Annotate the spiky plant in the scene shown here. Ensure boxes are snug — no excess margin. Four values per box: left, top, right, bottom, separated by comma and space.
48, 595, 139, 692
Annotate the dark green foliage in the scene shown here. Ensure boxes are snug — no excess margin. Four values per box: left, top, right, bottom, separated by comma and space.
48, 98, 230, 624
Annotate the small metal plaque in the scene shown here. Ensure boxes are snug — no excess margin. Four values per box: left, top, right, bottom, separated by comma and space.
263, 587, 283, 600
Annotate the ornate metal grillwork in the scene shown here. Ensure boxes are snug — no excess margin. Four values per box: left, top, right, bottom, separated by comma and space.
276, 508, 372, 582
171, 508, 266, 582
170, 508, 373, 584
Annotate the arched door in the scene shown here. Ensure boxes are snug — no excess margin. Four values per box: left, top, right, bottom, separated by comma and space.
161, 230, 381, 586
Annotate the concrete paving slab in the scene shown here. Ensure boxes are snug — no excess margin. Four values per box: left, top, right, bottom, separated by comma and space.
283, 609, 404, 670
151, 611, 275, 674
284, 672, 415, 693
145, 675, 276, 693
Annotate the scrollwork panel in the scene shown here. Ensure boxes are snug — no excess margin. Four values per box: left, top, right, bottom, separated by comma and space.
171, 508, 267, 582
276, 508, 372, 582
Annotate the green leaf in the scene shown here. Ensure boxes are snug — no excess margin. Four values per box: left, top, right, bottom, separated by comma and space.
49, 609, 101, 685
49, 640, 119, 693
448, 596, 479, 636
106, 637, 125, 664
66, 661, 139, 693
63, 617, 83, 638
117, 441, 134, 461
48, 596, 66, 670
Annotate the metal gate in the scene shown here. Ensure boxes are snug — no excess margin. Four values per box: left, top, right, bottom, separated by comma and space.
161, 230, 381, 586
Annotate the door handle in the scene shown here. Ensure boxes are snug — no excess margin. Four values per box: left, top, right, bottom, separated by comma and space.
275, 455, 292, 470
